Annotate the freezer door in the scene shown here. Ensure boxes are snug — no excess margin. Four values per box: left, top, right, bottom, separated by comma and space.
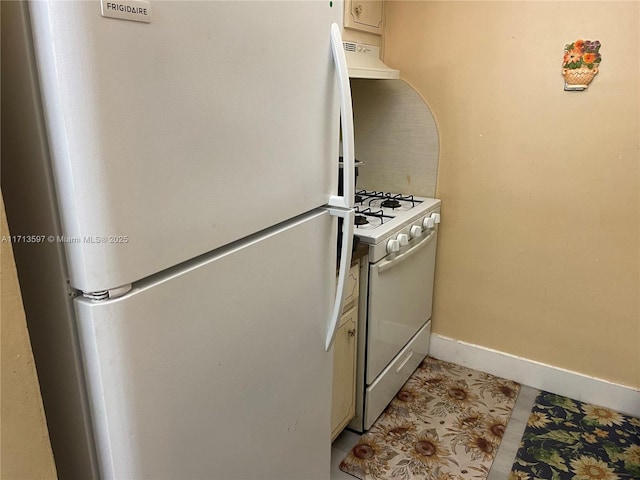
28, 1, 342, 292
74, 210, 335, 479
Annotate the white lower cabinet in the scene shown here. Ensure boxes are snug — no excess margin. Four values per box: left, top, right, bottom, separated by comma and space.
331, 263, 359, 441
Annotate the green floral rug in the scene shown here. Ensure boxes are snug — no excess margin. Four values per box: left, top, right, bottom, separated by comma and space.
510, 391, 640, 480
339, 356, 520, 479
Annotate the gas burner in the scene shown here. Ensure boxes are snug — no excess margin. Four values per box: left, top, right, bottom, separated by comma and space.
355, 215, 369, 226
381, 199, 401, 209
358, 190, 422, 210
356, 207, 385, 216
355, 207, 394, 225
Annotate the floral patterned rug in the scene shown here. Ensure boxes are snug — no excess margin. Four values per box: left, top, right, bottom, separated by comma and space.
339, 356, 521, 480
510, 391, 640, 480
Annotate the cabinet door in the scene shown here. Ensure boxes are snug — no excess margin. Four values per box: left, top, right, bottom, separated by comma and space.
342, 263, 360, 311
331, 306, 358, 440
344, 0, 383, 35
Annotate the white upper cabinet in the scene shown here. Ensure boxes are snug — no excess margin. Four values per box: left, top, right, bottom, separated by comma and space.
344, 0, 383, 35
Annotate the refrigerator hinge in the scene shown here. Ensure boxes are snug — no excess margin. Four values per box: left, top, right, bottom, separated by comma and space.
82, 284, 132, 301
67, 280, 81, 298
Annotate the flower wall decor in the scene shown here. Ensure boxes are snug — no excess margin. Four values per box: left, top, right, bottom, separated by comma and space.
562, 39, 602, 91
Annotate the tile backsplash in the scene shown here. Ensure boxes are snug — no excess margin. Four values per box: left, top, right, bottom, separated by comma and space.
351, 78, 439, 198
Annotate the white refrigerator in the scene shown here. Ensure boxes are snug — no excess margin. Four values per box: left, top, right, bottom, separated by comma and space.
1, 1, 355, 478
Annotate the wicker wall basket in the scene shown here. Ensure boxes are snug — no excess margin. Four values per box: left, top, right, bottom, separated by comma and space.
563, 67, 598, 88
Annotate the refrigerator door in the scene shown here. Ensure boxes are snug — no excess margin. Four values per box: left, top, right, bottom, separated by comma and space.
74, 210, 336, 479
28, 1, 342, 292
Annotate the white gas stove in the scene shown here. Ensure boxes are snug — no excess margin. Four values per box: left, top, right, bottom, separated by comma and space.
350, 189, 442, 432
353, 189, 441, 263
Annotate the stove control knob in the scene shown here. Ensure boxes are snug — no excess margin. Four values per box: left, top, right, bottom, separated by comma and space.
423, 217, 436, 229
386, 238, 400, 253
410, 225, 423, 238
431, 213, 441, 224
397, 233, 409, 246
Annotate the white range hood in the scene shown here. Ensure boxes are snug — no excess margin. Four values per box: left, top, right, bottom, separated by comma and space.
343, 41, 399, 79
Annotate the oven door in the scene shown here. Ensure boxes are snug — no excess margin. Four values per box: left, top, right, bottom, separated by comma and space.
366, 228, 437, 385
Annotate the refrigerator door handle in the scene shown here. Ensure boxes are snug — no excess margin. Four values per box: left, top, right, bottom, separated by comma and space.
329, 23, 354, 210
325, 207, 355, 351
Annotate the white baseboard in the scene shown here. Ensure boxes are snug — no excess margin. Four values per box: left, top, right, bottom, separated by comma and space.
429, 333, 640, 418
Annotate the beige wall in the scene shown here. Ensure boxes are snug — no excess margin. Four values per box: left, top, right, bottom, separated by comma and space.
384, 1, 640, 388
1, 195, 57, 479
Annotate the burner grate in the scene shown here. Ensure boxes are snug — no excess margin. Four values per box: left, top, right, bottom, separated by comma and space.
355, 190, 422, 208
355, 207, 394, 224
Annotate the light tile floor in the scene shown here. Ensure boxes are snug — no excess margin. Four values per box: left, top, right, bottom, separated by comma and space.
331, 385, 539, 480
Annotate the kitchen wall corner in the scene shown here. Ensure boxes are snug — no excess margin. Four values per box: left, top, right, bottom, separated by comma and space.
1, 194, 58, 479
384, 1, 640, 390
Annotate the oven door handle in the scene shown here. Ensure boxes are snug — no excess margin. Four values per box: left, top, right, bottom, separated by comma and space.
328, 23, 354, 210
325, 207, 355, 351
377, 229, 437, 274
